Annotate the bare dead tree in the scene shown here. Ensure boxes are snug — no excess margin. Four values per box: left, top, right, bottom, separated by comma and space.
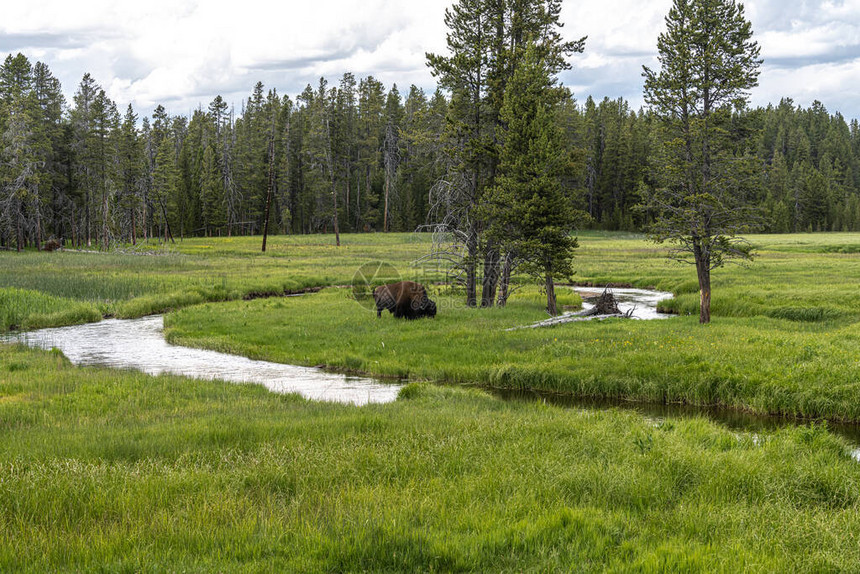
423, 169, 479, 294
261, 105, 277, 252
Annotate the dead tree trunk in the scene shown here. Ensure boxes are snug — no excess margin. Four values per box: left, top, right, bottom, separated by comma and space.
497, 252, 514, 307
465, 221, 478, 307
261, 109, 276, 253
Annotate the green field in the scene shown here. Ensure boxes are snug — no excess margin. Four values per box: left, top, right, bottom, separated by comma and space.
2, 345, 859, 572
156, 232, 860, 421
0, 234, 430, 331
3, 232, 860, 571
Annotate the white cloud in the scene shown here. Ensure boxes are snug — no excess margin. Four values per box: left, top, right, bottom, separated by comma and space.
2, 0, 860, 118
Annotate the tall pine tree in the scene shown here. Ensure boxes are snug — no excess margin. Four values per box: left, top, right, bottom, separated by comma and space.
642, 0, 762, 323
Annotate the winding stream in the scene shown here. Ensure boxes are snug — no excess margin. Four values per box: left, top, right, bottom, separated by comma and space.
3, 288, 859, 459
573, 286, 675, 320
2, 315, 402, 406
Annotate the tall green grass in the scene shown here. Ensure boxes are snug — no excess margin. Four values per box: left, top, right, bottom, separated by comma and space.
6, 232, 860, 330
0, 288, 101, 331
8, 231, 860, 419
167, 285, 860, 421
0, 234, 444, 331
1, 345, 859, 571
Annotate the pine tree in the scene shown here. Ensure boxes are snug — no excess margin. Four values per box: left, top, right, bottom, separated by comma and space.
0, 54, 40, 251
356, 77, 384, 230
152, 136, 178, 242
428, 0, 584, 307
332, 74, 357, 231
31, 61, 66, 243
117, 104, 142, 244
382, 85, 402, 232
485, 44, 579, 316
91, 89, 119, 248
642, 0, 762, 324
70, 73, 101, 246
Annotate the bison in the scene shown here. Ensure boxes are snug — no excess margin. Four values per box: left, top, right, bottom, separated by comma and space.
373, 281, 437, 320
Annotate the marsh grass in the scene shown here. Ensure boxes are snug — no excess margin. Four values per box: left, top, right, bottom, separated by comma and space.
0, 234, 443, 331
0, 288, 102, 331
159, 232, 860, 421
5, 231, 860, 328
6, 232, 860, 570
1, 345, 859, 572
8, 231, 860, 418
166, 288, 860, 421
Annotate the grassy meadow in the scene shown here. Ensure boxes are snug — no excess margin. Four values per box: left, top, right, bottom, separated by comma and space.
157, 231, 860, 420
1, 344, 859, 572
0, 234, 429, 331
3, 231, 860, 570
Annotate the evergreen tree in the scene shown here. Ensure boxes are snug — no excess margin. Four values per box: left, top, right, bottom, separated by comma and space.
332, 74, 357, 231
485, 44, 578, 316
642, 0, 762, 324
117, 104, 142, 244
91, 89, 119, 248
151, 135, 178, 242
382, 84, 402, 232
356, 77, 384, 230
31, 61, 66, 243
0, 54, 39, 250
70, 73, 101, 246
428, 0, 584, 307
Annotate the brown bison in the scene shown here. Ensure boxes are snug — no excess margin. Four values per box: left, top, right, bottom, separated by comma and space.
373, 281, 437, 320
43, 238, 62, 252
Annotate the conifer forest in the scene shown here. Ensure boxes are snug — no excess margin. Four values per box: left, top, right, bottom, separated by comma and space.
3, 47, 860, 251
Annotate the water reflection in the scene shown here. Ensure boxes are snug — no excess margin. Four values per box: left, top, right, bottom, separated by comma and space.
572, 286, 676, 320
2, 316, 402, 406
494, 389, 860, 460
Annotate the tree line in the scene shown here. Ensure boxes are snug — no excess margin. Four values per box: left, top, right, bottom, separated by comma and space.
3, 5, 860, 257
570, 95, 860, 235
0, 57, 450, 249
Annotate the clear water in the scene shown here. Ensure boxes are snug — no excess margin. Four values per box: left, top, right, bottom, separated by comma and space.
517, 287, 675, 329
2, 315, 402, 406
573, 287, 676, 320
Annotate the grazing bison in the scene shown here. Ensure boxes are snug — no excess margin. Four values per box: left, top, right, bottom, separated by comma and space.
373, 281, 437, 320
43, 238, 62, 252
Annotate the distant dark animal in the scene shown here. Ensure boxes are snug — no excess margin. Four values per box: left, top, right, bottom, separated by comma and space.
43, 238, 62, 252
373, 281, 437, 320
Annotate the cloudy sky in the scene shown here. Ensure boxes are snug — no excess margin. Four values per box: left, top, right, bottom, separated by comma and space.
2, 0, 860, 119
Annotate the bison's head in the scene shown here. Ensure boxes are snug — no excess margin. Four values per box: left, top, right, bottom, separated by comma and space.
421, 298, 437, 318
409, 294, 437, 318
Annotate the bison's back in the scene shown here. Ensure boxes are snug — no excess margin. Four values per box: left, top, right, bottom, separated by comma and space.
373, 281, 434, 319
